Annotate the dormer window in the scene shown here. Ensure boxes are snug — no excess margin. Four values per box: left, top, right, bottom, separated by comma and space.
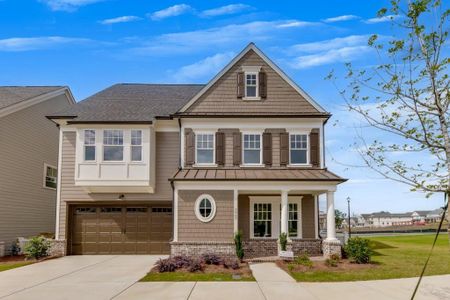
245, 73, 258, 98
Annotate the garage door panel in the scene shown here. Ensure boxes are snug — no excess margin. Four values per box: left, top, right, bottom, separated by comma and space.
70, 204, 171, 255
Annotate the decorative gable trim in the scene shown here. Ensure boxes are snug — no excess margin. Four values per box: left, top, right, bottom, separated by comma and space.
178, 43, 326, 113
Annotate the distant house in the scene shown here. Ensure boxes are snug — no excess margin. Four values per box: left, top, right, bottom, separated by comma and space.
0, 86, 75, 253
360, 211, 412, 227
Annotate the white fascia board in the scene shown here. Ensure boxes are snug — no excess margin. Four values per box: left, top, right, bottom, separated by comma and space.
181, 117, 325, 129
178, 43, 326, 113
0, 87, 74, 118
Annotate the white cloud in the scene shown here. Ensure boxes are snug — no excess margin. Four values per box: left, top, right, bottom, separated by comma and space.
276, 20, 317, 28
149, 4, 192, 20
287, 35, 373, 69
39, 0, 104, 11
132, 20, 318, 55
364, 14, 400, 24
99, 16, 142, 25
0, 36, 93, 51
323, 15, 360, 23
201, 4, 251, 17
172, 52, 235, 82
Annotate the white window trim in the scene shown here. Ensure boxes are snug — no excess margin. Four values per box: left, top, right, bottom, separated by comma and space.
288, 131, 311, 166
194, 194, 217, 223
83, 129, 96, 162
102, 129, 125, 162
130, 129, 143, 163
243, 71, 261, 100
242, 131, 263, 166
43, 163, 57, 190
249, 196, 280, 239
288, 196, 303, 239
194, 131, 217, 167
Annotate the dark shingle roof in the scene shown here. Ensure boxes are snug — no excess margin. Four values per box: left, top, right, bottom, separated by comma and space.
0, 86, 64, 110
49, 84, 205, 123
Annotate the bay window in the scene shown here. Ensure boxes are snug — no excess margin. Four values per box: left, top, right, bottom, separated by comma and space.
84, 130, 96, 161
290, 134, 308, 164
103, 130, 123, 161
131, 130, 142, 162
243, 133, 261, 165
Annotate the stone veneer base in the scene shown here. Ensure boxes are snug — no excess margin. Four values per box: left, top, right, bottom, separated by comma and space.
48, 239, 66, 257
170, 242, 236, 258
322, 239, 342, 258
243, 239, 322, 259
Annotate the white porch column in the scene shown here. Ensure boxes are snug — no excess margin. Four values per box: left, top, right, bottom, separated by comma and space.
281, 190, 289, 235
233, 189, 238, 233
326, 191, 337, 241
173, 187, 178, 242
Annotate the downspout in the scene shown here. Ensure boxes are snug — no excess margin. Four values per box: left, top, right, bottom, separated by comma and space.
178, 118, 182, 170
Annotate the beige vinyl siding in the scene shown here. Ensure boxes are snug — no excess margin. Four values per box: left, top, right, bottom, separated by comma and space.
177, 190, 234, 242
58, 131, 179, 239
0, 94, 71, 247
186, 50, 319, 114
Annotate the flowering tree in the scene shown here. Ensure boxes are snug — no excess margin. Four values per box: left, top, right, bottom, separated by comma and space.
329, 0, 449, 237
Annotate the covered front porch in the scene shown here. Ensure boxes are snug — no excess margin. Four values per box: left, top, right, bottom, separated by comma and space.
171, 168, 345, 259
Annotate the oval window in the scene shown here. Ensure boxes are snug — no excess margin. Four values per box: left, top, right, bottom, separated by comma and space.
194, 194, 216, 222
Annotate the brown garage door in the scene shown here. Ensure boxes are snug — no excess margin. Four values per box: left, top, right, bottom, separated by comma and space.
69, 205, 172, 255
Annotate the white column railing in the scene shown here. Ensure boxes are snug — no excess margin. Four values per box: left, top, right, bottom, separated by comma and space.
326, 191, 337, 241
280, 190, 289, 235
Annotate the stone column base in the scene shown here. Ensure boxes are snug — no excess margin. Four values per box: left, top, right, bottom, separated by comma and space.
48, 239, 66, 257
322, 239, 342, 258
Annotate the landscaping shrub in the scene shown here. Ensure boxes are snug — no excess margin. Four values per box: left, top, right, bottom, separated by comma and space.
344, 237, 372, 264
279, 232, 288, 251
23, 236, 50, 259
188, 259, 204, 272
325, 254, 340, 267
10, 239, 20, 256
234, 231, 244, 260
172, 255, 192, 269
295, 253, 313, 268
156, 258, 177, 272
202, 253, 223, 265
223, 258, 240, 270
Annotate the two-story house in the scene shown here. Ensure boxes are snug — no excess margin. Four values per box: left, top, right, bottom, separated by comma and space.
0, 86, 75, 255
47, 43, 346, 258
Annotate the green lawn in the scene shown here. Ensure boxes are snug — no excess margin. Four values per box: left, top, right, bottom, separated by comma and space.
141, 272, 255, 282
0, 262, 33, 272
291, 234, 450, 282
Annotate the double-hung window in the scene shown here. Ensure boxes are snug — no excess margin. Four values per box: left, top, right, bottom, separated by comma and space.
103, 130, 123, 161
290, 134, 308, 164
44, 164, 57, 189
131, 130, 142, 162
253, 203, 272, 238
243, 134, 261, 165
196, 134, 214, 164
245, 73, 258, 98
84, 130, 96, 161
288, 203, 299, 237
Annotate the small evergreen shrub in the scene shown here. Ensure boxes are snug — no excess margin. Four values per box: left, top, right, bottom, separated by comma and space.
156, 258, 177, 272
279, 232, 288, 251
325, 254, 340, 267
344, 237, 372, 264
234, 231, 244, 260
295, 253, 313, 267
24, 236, 50, 259
188, 259, 204, 272
202, 253, 223, 265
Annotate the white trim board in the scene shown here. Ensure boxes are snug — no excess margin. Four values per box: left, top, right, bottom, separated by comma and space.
0, 87, 75, 118
178, 43, 326, 113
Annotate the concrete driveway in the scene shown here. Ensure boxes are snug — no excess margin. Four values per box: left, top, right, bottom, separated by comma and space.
0, 255, 164, 300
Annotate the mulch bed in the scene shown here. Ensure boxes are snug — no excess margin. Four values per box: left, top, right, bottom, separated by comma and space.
0, 255, 57, 265
151, 261, 253, 276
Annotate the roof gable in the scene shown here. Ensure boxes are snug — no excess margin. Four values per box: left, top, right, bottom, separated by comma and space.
179, 43, 326, 115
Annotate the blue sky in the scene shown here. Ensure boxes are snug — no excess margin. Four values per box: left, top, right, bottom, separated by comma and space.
1, 0, 447, 214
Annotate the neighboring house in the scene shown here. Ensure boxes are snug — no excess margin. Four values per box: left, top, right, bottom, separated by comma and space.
0, 86, 75, 252
47, 43, 346, 258
361, 211, 412, 227
425, 208, 446, 223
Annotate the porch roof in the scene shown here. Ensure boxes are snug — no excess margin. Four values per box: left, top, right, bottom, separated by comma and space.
170, 168, 346, 183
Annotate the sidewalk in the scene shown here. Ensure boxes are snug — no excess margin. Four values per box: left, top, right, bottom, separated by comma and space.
115, 262, 450, 299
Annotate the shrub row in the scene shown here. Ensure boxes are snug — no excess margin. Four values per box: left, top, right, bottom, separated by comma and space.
156, 253, 240, 273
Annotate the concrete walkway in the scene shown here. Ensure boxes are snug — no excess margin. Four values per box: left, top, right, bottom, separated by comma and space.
250, 262, 296, 282
0, 255, 164, 300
